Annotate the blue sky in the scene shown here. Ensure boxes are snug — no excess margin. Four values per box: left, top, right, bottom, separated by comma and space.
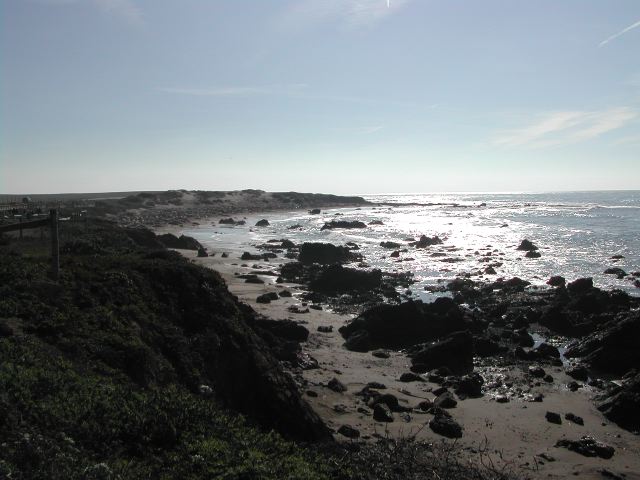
1, 0, 639, 194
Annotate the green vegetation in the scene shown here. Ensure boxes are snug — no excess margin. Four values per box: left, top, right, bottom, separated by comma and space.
0, 221, 333, 479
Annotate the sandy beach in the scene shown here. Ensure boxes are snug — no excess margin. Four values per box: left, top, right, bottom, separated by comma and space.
163, 212, 640, 480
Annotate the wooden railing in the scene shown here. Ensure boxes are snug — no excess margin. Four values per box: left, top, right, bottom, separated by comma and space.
0, 209, 60, 280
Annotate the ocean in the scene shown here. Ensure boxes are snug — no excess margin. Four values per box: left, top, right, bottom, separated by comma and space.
185, 190, 640, 300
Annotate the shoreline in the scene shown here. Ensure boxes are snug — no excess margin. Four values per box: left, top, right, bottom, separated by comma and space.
159, 210, 640, 480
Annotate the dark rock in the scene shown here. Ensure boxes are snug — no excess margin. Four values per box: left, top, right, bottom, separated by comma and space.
410, 331, 474, 375
197, 247, 208, 257
390, 250, 400, 258
339, 298, 466, 351
256, 292, 279, 304
309, 208, 321, 214
535, 342, 560, 358
604, 267, 627, 279
157, 233, 203, 250
317, 325, 333, 333
369, 220, 384, 225
337, 424, 360, 438
429, 414, 462, 438
473, 337, 505, 357
367, 382, 387, 390
597, 371, 640, 432
328, 377, 347, 393
547, 276, 566, 287
434, 391, 458, 409
321, 220, 367, 231
517, 239, 538, 251
544, 374, 554, 383
528, 366, 546, 378
373, 403, 394, 422
399, 372, 423, 382
555, 437, 614, 459
279, 290, 293, 298
496, 395, 510, 403
298, 243, 359, 265
310, 265, 382, 294
413, 235, 443, 248
255, 219, 270, 227
371, 349, 390, 358
564, 312, 640, 375
453, 373, 483, 398
566, 366, 589, 381
344, 331, 372, 352
255, 319, 309, 342
565, 413, 584, 425
380, 241, 402, 249
545, 411, 562, 424
525, 250, 541, 258
567, 277, 594, 295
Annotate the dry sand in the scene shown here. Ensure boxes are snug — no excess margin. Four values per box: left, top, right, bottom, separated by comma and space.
166, 223, 640, 480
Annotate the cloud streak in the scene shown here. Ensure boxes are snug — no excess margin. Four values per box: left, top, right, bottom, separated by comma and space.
599, 19, 640, 47
493, 107, 637, 148
278, 0, 412, 30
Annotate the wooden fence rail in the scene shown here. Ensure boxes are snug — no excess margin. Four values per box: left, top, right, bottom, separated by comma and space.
0, 209, 59, 280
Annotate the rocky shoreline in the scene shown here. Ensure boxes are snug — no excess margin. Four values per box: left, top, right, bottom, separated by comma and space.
171, 211, 640, 480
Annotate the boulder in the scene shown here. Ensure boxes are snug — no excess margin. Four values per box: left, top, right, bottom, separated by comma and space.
337, 425, 360, 439
380, 241, 402, 249
413, 235, 443, 248
328, 377, 347, 393
429, 414, 462, 438
597, 372, 640, 432
197, 247, 208, 257
254, 319, 309, 342
434, 391, 457, 409
555, 437, 614, 459
256, 292, 278, 303
339, 298, 466, 351
255, 219, 270, 227
564, 312, 640, 375
157, 233, 202, 251
547, 276, 566, 287
565, 413, 584, 425
310, 265, 382, 294
517, 239, 538, 251
309, 208, 321, 214
453, 373, 483, 398
525, 250, 541, 258
410, 331, 474, 375
298, 243, 358, 265
545, 411, 562, 424
566, 277, 594, 295
320, 220, 367, 230
373, 404, 394, 422
604, 267, 627, 279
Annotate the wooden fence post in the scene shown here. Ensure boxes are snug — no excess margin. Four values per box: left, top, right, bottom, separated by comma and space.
50, 209, 59, 280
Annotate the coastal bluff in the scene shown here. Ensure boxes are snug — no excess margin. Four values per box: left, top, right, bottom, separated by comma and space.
0, 219, 332, 478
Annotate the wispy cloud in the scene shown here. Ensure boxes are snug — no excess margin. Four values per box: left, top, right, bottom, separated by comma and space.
493, 107, 637, 148
157, 84, 308, 97
157, 84, 416, 107
37, 0, 143, 25
278, 0, 412, 30
599, 19, 640, 47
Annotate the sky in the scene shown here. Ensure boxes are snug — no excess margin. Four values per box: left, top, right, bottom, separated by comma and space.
1, 0, 639, 194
